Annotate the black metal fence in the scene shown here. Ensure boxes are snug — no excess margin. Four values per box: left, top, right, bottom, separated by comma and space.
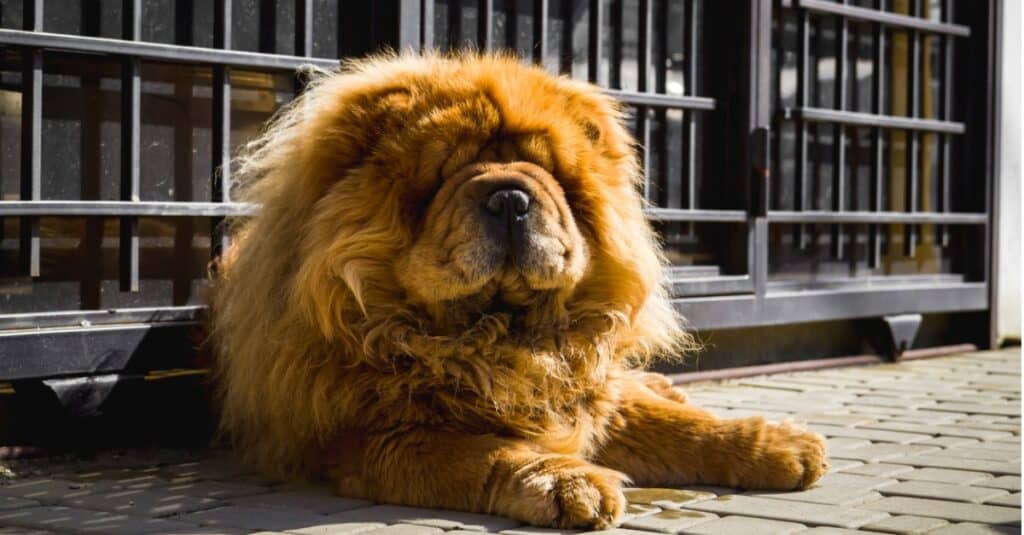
0, 0, 1002, 382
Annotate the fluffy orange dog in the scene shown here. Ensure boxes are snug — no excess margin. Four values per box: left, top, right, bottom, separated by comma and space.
211, 54, 827, 529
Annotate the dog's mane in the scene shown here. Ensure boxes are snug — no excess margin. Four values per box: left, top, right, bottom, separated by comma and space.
210, 52, 693, 479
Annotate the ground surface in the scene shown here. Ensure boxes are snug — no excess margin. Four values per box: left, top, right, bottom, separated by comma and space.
0, 348, 1019, 535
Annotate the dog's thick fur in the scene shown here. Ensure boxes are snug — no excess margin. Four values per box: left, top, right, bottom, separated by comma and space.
210, 54, 827, 529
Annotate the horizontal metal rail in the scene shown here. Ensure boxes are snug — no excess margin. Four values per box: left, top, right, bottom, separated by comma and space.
0, 29, 338, 70
0, 201, 258, 217
767, 210, 988, 224
782, 107, 966, 134
644, 208, 747, 222
782, 0, 970, 37
0, 306, 204, 331
604, 89, 716, 110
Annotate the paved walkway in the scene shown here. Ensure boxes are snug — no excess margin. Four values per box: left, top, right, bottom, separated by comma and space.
0, 348, 1019, 534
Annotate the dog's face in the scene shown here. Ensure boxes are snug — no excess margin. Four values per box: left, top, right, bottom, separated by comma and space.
232, 55, 684, 363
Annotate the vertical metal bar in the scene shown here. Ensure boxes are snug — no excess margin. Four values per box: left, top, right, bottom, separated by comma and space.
19, 0, 42, 277
422, 0, 435, 50
558, 0, 572, 74
212, 0, 232, 260
868, 0, 884, 268
397, 0, 424, 51
478, 0, 494, 50
506, 0, 519, 50
904, 0, 920, 257
831, 4, 848, 259
119, 0, 142, 292
939, 0, 952, 247
682, 0, 698, 210
794, 8, 809, 248
449, 0, 462, 49
295, 0, 313, 57
637, 0, 652, 199
259, 0, 277, 53
609, 0, 622, 89
653, 0, 668, 206
533, 0, 548, 65
587, 0, 603, 84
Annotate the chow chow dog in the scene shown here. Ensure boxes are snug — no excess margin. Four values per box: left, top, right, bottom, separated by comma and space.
210, 54, 827, 529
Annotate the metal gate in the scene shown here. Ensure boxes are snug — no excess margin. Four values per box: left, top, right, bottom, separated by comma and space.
0, 0, 1003, 382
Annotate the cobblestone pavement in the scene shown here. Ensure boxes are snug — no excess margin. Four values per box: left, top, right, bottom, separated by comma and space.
0, 348, 1019, 534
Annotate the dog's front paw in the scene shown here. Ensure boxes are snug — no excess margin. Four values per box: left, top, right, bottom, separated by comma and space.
738, 419, 828, 490
506, 455, 626, 529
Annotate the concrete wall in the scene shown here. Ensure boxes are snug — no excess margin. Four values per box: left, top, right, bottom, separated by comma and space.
997, 0, 1022, 343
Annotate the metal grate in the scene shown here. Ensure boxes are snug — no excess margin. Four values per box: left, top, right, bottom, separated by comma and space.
0, 0, 1003, 380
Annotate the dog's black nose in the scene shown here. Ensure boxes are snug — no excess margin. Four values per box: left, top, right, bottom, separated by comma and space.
485, 188, 531, 218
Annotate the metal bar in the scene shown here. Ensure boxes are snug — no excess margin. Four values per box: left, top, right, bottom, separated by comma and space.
604, 89, 715, 110
868, 0, 885, 268
767, 210, 987, 224
651, 0, 668, 205
832, 4, 849, 259
670, 275, 755, 298
422, 0, 435, 50
119, 0, 141, 293
259, 0, 277, 53
783, 106, 964, 133
396, 0, 424, 51
212, 0, 232, 261
532, 0, 548, 65
794, 8, 810, 248
0, 30, 338, 70
0, 306, 206, 331
939, 0, 953, 246
674, 282, 988, 331
682, 0, 698, 210
506, 0, 519, 50
905, 2, 920, 257
784, 0, 969, 37
19, 48, 42, 277
636, 0, 652, 198
295, 0, 313, 57
644, 208, 748, 223
609, 0, 622, 89
478, 0, 494, 51
0, 201, 258, 217
588, 0, 602, 84
449, 0, 462, 49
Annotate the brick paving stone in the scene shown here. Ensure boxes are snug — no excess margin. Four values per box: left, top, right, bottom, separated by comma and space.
877, 481, 1009, 503
182, 505, 343, 532
946, 447, 1022, 462
620, 509, 718, 533
499, 528, 581, 535
895, 468, 995, 485
60, 487, 221, 517
361, 524, 444, 535
828, 460, 865, 472
285, 521, 387, 535
0, 478, 96, 504
973, 476, 1021, 491
0, 496, 39, 510
925, 523, 1021, 534
745, 488, 884, 507
796, 413, 879, 426
788, 528, 876, 534
807, 424, 932, 444
825, 438, 873, 450
885, 455, 1021, 475
230, 488, 373, 514
326, 505, 521, 532
621, 503, 661, 522
815, 473, 898, 490
838, 464, 914, 478
622, 489, 716, 509
862, 514, 950, 534
858, 496, 1021, 524
983, 493, 1021, 507
923, 404, 1021, 417
859, 422, 1013, 440
579, 530, 657, 535
164, 480, 273, 500
0, 505, 223, 535
677, 515, 806, 534
682, 495, 888, 528
914, 437, 982, 448
827, 444, 940, 462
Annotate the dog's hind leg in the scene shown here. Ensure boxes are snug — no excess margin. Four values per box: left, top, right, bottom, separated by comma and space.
328, 429, 628, 529
592, 378, 828, 490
